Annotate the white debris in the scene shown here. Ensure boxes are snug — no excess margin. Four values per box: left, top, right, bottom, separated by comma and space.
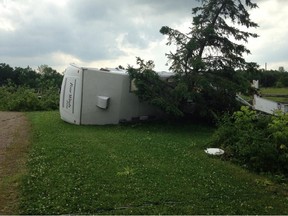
204, 148, 225, 156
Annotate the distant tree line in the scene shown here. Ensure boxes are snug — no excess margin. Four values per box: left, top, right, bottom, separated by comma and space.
241, 66, 288, 88
0, 63, 63, 111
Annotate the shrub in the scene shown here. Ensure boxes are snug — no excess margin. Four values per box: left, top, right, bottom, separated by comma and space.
6, 86, 41, 111
38, 87, 60, 111
211, 106, 288, 176
268, 111, 288, 173
0, 85, 60, 111
0, 86, 11, 110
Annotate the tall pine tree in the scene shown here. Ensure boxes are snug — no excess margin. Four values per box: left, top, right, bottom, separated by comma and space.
129, 0, 259, 120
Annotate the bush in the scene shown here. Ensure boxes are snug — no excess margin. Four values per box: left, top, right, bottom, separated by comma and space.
268, 111, 288, 173
0, 85, 59, 111
38, 87, 60, 111
7, 87, 41, 111
211, 106, 288, 176
0, 86, 11, 110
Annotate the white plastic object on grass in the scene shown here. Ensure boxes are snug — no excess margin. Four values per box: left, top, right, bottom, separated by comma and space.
204, 148, 224, 155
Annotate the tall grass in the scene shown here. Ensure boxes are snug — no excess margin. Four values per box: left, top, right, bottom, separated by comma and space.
20, 111, 288, 215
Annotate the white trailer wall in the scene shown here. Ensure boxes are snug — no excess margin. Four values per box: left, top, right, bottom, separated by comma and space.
60, 66, 82, 124
253, 95, 286, 114
60, 64, 165, 125
81, 69, 122, 124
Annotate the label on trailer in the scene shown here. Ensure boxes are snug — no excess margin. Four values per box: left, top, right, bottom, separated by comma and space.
62, 77, 78, 114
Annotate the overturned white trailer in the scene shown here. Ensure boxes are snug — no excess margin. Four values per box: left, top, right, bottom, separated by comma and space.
60, 64, 171, 125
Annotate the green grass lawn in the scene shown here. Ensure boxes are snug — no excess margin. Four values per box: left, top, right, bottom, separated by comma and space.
20, 111, 288, 215
261, 87, 288, 103
261, 87, 288, 95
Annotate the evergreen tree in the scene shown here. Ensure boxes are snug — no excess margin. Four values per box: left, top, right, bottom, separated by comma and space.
129, 0, 259, 119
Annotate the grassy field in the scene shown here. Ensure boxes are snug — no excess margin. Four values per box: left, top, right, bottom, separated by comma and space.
20, 111, 288, 215
261, 87, 288, 95
261, 87, 288, 103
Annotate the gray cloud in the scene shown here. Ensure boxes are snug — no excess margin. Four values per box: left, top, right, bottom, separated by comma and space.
0, 0, 287, 71
0, 0, 198, 63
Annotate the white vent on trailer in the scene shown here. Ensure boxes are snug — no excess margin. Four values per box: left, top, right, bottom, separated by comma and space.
97, 96, 110, 109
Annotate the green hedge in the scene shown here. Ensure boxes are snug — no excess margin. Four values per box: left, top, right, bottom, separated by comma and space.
211, 106, 288, 177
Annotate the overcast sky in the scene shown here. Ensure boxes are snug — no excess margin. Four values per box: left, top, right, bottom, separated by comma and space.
0, 0, 287, 73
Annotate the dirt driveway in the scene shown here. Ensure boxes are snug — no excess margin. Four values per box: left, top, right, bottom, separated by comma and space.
0, 112, 28, 160
0, 112, 27, 145
0, 112, 30, 214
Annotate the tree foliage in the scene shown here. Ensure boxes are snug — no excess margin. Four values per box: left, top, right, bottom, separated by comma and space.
129, 0, 259, 120
128, 58, 187, 117
0, 63, 63, 111
240, 67, 288, 88
258, 70, 288, 88
0, 63, 63, 89
37, 65, 63, 92
161, 0, 258, 73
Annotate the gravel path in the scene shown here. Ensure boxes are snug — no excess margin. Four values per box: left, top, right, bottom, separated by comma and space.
0, 111, 30, 214
0, 112, 28, 164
